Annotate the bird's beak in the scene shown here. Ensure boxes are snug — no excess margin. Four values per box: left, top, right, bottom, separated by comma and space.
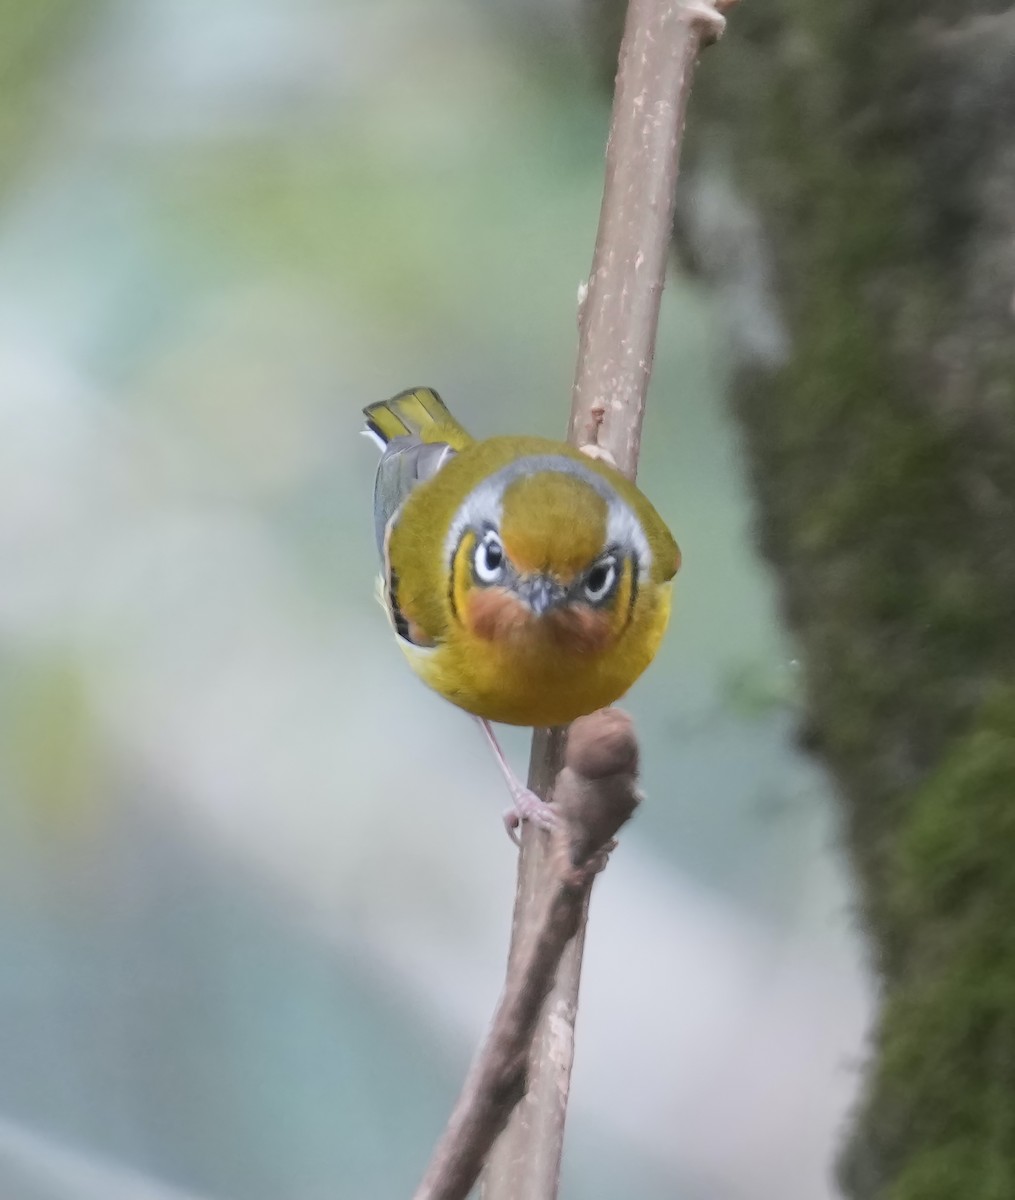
518, 574, 567, 617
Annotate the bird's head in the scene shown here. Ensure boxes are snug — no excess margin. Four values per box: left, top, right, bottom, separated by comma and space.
447, 455, 676, 654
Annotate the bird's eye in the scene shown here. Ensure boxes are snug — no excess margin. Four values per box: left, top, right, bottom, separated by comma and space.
474, 530, 505, 584
583, 557, 617, 603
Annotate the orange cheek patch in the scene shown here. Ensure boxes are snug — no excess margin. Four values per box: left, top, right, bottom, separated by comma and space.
546, 605, 614, 655
465, 591, 615, 655
466, 588, 534, 643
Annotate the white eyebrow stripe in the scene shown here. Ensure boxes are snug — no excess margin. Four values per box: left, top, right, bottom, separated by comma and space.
606, 499, 652, 578
444, 454, 652, 578
444, 477, 505, 564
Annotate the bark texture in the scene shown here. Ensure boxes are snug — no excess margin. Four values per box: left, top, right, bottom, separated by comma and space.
587, 2, 1015, 1197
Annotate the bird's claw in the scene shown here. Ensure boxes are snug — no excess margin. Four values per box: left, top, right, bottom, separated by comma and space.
503, 787, 557, 845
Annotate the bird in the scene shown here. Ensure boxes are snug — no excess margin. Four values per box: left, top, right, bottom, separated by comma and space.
363, 386, 680, 833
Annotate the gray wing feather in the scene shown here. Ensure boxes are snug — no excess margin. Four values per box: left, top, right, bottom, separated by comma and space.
372, 437, 456, 554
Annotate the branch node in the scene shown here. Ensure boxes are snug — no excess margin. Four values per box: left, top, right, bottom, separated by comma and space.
550, 710, 641, 869
578, 442, 617, 466
680, 0, 734, 45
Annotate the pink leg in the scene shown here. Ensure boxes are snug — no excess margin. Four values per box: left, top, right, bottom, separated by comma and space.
475, 718, 556, 842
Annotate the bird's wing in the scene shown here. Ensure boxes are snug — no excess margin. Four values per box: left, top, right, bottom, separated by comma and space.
370, 436, 456, 556
363, 387, 472, 556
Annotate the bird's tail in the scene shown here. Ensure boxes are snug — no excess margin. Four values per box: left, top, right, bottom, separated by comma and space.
362, 387, 473, 451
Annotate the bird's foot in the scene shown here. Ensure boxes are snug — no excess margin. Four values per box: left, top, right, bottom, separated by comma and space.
502, 786, 558, 846
475, 717, 558, 845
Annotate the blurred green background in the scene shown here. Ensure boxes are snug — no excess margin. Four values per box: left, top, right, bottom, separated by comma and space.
0, 2, 869, 1197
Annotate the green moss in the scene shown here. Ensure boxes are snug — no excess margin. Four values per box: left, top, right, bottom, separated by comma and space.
859, 708, 1015, 1195
896, 691, 1015, 924
889, 1143, 1013, 1200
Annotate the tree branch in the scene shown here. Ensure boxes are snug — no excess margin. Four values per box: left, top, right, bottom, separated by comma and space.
412, 712, 640, 1200
411, 0, 735, 1194
482, 1, 736, 1197
570, 0, 735, 475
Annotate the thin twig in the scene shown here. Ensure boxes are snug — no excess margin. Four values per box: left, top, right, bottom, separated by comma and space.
481, 2, 736, 1197
412, 712, 641, 1200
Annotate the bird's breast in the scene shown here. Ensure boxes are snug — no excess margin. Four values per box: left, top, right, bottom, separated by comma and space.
399, 582, 672, 726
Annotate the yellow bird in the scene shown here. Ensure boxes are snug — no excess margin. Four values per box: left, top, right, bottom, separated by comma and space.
364, 387, 680, 829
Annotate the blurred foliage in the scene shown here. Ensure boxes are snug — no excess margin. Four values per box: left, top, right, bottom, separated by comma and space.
718, 656, 800, 721
0, 1, 99, 187
1, 657, 106, 836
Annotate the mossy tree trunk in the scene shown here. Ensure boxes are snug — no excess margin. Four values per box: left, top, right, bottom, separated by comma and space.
586, 3, 1015, 1197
